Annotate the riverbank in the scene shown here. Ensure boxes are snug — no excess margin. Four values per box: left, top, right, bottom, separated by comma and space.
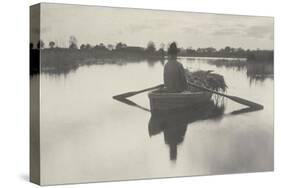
30, 48, 273, 75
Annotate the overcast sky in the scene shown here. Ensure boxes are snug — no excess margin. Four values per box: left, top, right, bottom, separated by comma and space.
38, 3, 274, 50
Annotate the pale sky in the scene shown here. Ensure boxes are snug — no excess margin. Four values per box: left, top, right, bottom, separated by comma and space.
37, 3, 274, 50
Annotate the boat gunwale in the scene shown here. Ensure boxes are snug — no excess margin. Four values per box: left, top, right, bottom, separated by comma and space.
148, 90, 212, 99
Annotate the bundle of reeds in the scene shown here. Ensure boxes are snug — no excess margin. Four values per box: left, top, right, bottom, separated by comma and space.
185, 69, 228, 93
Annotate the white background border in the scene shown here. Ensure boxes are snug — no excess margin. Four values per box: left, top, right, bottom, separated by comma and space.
0, 0, 279, 187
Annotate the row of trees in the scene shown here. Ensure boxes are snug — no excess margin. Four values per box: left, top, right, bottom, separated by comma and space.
31, 37, 270, 56
31, 36, 161, 54
31, 36, 273, 62
30, 36, 78, 50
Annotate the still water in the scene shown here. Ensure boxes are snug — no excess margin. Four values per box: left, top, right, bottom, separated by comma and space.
39, 57, 273, 185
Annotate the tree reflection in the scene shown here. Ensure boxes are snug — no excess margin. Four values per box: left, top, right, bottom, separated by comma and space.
246, 63, 274, 85
207, 59, 274, 84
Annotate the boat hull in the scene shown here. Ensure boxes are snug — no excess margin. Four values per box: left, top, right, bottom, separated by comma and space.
148, 90, 212, 113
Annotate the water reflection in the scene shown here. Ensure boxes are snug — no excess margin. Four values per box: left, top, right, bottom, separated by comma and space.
39, 57, 273, 183
246, 63, 274, 85
207, 59, 274, 84
207, 59, 247, 71
148, 101, 225, 161
113, 96, 227, 160
230, 106, 264, 115
114, 97, 150, 112
113, 88, 265, 162
38, 57, 274, 87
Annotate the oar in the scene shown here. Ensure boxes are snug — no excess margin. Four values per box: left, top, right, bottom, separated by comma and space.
187, 82, 264, 109
114, 97, 150, 112
113, 82, 263, 109
113, 84, 164, 99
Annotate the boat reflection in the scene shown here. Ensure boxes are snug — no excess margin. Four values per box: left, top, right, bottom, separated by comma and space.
114, 96, 263, 161
148, 101, 225, 161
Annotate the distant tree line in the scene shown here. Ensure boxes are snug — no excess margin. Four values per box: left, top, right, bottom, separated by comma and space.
30, 36, 273, 74
183, 46, 273, 62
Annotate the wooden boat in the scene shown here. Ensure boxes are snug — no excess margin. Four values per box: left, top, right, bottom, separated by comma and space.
148, 89, 212, 112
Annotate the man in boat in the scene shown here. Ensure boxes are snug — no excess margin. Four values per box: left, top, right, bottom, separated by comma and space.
164, 42, 188, 92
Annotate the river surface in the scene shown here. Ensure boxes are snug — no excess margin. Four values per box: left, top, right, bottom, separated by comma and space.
38, 57, 274, 185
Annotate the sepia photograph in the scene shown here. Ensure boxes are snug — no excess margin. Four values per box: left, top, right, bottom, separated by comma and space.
30, 3, 274, 185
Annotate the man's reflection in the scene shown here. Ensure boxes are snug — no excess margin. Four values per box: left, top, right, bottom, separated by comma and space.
149, 101, 225, 161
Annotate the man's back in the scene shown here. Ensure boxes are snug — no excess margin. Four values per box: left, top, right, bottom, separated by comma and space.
164, 60, 187, 92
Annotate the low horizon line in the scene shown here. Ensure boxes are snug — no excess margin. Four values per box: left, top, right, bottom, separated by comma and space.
31, 41, 274, 51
